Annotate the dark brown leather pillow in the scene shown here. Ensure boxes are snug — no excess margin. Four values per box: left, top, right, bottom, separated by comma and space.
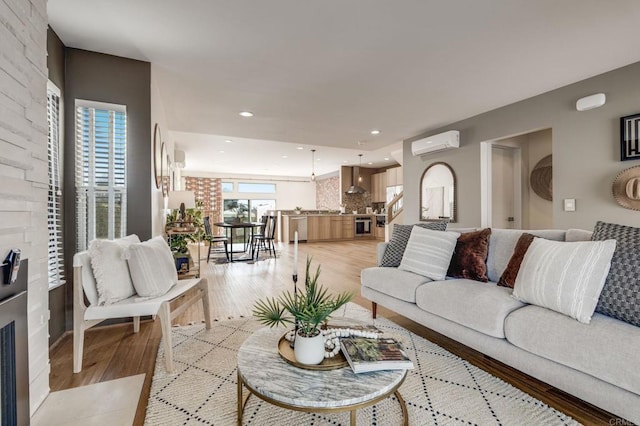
497, 233, 536, 288
447, 228, 491, 282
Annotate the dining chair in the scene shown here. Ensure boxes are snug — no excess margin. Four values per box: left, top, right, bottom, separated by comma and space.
249, 215, 268, 255
252, 215, 277, 260
204, 216, 230, 262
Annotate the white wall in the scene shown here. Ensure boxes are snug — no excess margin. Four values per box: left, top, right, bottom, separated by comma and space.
184, 172, 316, 210
0, 0, 50, 413
150, 65, 173, 237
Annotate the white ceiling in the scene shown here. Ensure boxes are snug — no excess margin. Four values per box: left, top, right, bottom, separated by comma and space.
48, 0, 640, 176
171, 131, 402, 177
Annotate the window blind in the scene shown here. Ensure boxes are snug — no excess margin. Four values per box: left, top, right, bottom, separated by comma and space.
75, 100, 127, 251
47, 85, 65, 288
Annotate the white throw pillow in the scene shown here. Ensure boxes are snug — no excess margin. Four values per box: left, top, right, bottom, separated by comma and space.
512, 238, 616, 323
398, 227, 460, 280
123, 236, 178, 298
89, 234, 141, 305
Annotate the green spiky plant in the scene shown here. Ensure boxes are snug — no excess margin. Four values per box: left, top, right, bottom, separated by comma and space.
253, 257, 353, 337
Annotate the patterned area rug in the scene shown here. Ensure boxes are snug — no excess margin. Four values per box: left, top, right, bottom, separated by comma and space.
144, 304, 579, 425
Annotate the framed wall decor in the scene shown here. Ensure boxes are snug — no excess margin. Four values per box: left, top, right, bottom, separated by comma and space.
160, 142, 168, 197
153, 123, 163, 188
620, 113, 640, 161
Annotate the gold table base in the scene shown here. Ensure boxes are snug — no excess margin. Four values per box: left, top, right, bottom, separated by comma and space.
237, 370, 408, 426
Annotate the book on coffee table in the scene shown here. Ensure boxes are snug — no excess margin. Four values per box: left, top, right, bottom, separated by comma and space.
340, 337, 414, 374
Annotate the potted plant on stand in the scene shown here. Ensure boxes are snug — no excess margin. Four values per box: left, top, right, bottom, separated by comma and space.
253, 257, 353, 365
166, 201, 205, 273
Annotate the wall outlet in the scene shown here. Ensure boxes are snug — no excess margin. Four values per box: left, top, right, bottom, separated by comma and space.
563, 198, 576, 212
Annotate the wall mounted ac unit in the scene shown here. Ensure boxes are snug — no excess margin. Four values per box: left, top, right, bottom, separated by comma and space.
411, 130, 460, 156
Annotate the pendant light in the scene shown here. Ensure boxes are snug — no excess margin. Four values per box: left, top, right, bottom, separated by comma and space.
310, 149, 316, 182
358, 154, 363, 183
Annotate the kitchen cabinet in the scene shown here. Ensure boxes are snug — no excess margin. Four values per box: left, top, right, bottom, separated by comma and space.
371, 172, 387, 203
285, 215, 355, 242
375, 224, 385, 240
330, 216, 354, 240
308, 216, 331, 241
386, 167, 403, 187
342, 217, 355, 239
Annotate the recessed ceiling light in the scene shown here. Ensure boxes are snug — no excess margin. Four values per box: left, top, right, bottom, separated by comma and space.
367, 162, 373, 165
384, 157, 389, 161
343, 160, 348, 163
282, 155, 288, 159
239, 111, 254, 117
219, 150, 225, 153
370, 130, 380, 135
225, 139, 233, 143
296, 146, 304, 150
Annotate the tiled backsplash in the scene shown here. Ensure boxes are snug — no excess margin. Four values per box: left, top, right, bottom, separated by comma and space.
343, 192, 371, 214
315, 175, 374, 214
316, 175, 341, 209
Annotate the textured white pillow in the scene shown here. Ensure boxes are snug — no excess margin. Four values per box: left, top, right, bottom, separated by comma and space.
89, 234, 141, 305
399, 227, 460, 280
123, 236, 178, 298
512, 238, 616, 323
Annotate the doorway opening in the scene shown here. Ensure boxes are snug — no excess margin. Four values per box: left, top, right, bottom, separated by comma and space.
480, 128, 553, 229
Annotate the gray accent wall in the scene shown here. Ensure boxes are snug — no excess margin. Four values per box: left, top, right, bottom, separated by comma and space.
46, 27, 66, 345
63, 48, 151, 330
403, 61, 640, 231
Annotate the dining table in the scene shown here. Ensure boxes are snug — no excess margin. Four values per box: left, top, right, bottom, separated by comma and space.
214, 221, 263, 262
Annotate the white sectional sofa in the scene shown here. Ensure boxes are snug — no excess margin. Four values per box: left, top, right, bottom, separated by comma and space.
361, 228, 640, 422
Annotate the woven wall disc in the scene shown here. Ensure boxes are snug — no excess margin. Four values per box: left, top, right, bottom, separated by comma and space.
530, 155, 553, 201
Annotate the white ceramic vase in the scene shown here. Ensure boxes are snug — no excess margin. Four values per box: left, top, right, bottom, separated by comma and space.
294, 330, 325, 365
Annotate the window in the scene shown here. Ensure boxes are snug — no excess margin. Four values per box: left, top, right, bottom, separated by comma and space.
75, 100, 127, 251
237, 182, 276, 194
223, 199, 276, 223
223, 199, 276, 242
47, 82, 64, 288
250, 199, 276, 221
221, 182, 234, 192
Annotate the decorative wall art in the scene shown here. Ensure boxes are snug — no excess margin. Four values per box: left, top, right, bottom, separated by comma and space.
620, 113, 640, 161
612, 166, 640, 211
160, 142, 168, 197
530, 155, 553, 201
153, 123, 162, 189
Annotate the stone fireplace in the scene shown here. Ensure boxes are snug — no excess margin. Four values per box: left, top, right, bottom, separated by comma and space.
0, 260, 29, 425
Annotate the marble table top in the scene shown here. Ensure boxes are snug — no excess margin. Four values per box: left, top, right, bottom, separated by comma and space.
237, 326, 406, 409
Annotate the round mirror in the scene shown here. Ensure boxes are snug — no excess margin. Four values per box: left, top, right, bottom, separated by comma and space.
153, 123, 162, 189
420, 162, 456, 223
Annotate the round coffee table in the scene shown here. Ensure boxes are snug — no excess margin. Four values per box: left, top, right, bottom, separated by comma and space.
237, 327, 408, 425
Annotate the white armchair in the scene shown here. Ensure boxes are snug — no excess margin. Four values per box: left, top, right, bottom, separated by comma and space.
72, 250, 212, 373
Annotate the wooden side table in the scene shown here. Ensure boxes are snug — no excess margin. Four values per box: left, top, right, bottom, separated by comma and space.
166, 227, 201, 278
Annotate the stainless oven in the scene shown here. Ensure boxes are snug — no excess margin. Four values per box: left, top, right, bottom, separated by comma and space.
355, 216, 373, 237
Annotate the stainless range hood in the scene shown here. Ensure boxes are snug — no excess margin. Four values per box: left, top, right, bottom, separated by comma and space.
346, 166, 366, 194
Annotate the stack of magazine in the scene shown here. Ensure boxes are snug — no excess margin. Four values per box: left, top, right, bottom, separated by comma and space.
340, 337, 414, 374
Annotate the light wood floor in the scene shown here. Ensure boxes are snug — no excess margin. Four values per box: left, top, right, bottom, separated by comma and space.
49, 240, 618, 425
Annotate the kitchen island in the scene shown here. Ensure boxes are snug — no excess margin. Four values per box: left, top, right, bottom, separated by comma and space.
282, 214, 376, 242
